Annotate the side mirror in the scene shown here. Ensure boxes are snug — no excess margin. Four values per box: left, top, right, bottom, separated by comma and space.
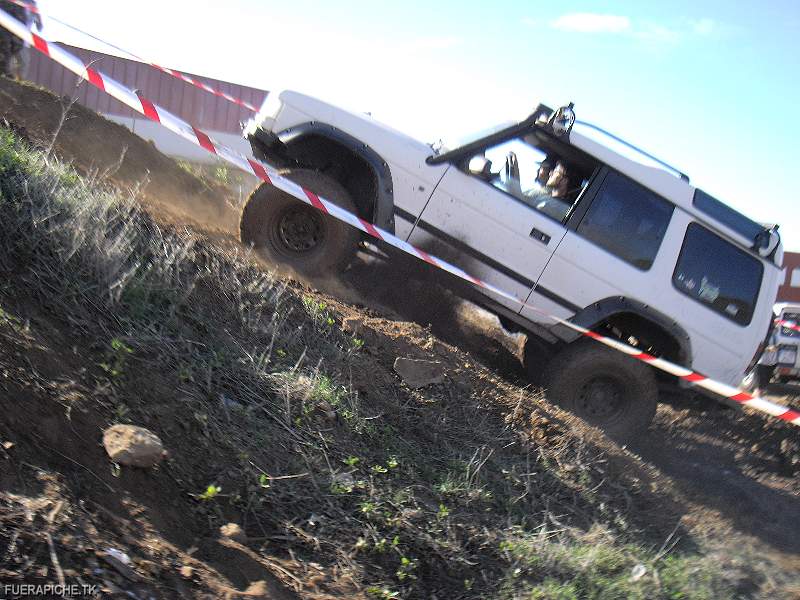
468, 155, 492, 177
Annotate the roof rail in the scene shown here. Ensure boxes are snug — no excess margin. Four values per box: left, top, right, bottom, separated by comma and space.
574, 120, 690, 183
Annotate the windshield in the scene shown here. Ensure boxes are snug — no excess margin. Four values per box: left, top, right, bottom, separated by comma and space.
438, 121, 516, 153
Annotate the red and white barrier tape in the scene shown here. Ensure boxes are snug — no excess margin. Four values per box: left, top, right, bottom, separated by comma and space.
137, 66, 259, 112
5, 0, 259, 112
776, 319, 800, 334
1, 7, 797, 428
4, 0, 38, 14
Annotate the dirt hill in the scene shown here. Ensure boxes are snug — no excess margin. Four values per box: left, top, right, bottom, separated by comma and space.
0, 77, 798, 599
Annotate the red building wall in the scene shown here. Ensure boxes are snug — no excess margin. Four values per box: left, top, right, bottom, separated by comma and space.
24, 43, 268, 134
777, 252, 800, 303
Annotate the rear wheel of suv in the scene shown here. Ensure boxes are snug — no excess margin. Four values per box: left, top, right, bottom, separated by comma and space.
239, 169, 360, 277
544, 340, 658, 443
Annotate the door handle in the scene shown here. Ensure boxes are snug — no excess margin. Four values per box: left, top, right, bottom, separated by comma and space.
529, 227, 551, 245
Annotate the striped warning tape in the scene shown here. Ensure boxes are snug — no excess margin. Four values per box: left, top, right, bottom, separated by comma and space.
4, 0, 260, 112
3, 0, 38, 14
0, 7, 797, 427
776, 319, 800, 334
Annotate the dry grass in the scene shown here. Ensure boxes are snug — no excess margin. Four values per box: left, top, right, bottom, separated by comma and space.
0, 126, 782, 598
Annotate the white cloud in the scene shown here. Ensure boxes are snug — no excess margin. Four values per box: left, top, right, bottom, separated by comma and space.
689, 18, 716, 36
405, 36, 462, 51
541, 13, 721, 45
632, 23, 681, 44
550, 13, 631, 34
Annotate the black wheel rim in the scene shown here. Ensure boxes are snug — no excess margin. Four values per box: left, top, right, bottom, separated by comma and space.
271, 204, 325, 255
576, 376, 626, 423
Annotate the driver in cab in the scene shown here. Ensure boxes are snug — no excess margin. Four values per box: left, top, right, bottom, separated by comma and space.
524, 158, 572, 221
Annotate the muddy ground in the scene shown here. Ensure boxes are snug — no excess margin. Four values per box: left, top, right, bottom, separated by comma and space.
0, 76, 798, 596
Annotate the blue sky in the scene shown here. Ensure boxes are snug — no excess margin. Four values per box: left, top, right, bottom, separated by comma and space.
33, 0, 800, 249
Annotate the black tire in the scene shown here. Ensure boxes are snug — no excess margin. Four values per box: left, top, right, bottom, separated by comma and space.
544, 340, 658, 443
239, 169, 360, 277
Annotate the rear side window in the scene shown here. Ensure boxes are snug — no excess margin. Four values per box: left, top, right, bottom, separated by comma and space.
693, 189, 763, 243
673, 223, 763, 326
576, 171, 674, 270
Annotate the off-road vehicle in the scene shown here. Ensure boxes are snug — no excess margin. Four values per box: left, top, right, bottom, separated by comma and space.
744, 303, 800, 392
240, 91, 783, 440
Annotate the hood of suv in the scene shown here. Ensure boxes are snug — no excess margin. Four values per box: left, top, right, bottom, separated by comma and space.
275, 91, 443, 180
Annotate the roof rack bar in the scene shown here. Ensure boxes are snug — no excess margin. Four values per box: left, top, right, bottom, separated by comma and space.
574, 120, 690, 182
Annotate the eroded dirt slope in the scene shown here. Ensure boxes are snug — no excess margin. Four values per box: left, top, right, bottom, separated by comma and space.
0, 76, 798, 597
0, 77, 240, 232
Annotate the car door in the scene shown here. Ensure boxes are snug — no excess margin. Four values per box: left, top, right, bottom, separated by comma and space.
522, 169, 676, 324
406, 137, 569, 314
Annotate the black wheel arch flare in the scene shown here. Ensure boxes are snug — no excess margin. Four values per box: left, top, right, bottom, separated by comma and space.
278, 122, 396, 233
557, 296, 693, 367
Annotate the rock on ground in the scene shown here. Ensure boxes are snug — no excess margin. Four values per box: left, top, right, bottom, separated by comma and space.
393, 357, 446, 389
102, 424, 165, 468
220, 522, 247, 544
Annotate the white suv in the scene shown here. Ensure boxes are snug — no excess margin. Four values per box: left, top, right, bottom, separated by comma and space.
240, 91, 783, 440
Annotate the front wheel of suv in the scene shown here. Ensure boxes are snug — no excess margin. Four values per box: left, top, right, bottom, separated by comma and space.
544, 340, 658, 443
239, 169, 360, 277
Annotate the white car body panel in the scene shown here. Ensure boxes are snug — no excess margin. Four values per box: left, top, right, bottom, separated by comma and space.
405, 167, 569, 313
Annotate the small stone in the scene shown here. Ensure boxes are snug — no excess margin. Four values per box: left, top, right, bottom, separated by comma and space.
96, 549, 140, 581
331, 472, 354, 489
393, 357, 446, 389
220, 522, 247, 544
242, 580, 269, 598
137, 559, 161, 577
179, 565, 194, 579
317, 400, 336, 421
102, 425, 165, 468
342, 316, 364, 335
630, 563, 647, 581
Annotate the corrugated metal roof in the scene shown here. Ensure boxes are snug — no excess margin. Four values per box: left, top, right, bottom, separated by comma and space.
24, 43, 268, 134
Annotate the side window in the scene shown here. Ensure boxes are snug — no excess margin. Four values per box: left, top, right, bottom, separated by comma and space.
673, 223, 763, 326
576, 171, 674, 270
465, 138, 595, 223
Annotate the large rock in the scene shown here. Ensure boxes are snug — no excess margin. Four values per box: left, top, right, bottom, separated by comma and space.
102, 425, 165, 468
393, 357, 446, 389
